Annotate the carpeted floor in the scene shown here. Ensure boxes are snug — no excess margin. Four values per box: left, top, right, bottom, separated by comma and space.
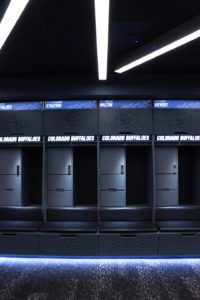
0, 258, 199, 299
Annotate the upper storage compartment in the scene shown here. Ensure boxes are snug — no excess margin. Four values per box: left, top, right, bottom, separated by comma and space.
154, 100, 200, 134
99, 100, 153, 135
0, 102, 43, 136
44, 100, 97, 135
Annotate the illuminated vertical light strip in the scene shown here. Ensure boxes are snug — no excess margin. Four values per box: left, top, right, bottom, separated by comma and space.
94, 0, 110, 80
115, 29, 200, 73
0, 0, 30, 51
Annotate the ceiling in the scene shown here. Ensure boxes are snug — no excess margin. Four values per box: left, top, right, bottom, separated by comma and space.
0, 0, 200, 80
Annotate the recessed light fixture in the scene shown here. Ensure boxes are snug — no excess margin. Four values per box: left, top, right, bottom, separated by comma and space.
115, 29, 200, 73
0, 0, 30, 51
94, 0, 110, 80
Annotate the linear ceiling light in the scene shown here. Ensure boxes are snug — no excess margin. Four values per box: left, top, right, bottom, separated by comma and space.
94, 0, 110, 80
115, 29, 200, 73
0, 0, 30, 51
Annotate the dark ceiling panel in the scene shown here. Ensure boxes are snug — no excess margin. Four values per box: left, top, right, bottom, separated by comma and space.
0, 0, 199, 79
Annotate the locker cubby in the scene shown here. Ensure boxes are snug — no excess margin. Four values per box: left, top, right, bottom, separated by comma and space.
73, 147, 97, 206
0, 146, 43, 207
155, 146, 200, 207
99, 146, 153, 207
47, 146, 97, 208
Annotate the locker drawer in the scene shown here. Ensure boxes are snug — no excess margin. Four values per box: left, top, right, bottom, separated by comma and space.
0, 190, 22, 206
100, 147, 125, 174
47, 191, 73, 207
156, 190, 178, 207
156, 174, 178, 190
155, 147, 178, 174
159, 232, 200, 255
0, 175, 21, 190
100, 175, 125, 190
39, 233, 98, 256
48, 175, 72, 191
100, 191, 126, 207
0, 149, 21, 175
99, 233, 158, 256
48, 148, 73, 175
0, 233, 39, 255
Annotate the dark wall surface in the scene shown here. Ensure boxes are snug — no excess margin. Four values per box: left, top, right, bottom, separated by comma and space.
0, 74, 200, 99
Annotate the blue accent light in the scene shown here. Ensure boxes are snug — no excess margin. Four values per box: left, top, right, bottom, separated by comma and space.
0, 257, 200, 266
0, 102, 43, 111
45, 101, 97, 110
154, 100, 200, 109
99, 100, 151, 109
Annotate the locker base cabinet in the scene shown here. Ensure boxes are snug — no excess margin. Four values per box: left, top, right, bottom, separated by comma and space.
0, 233, 39, 255
99, 233, 159, 256
158, 232, 200, 256
39, 233, 98, 256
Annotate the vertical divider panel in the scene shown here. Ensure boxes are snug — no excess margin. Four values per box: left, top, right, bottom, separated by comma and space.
42, 101, 47, 224
97, 100, 100, 233
152, 100, 156, 225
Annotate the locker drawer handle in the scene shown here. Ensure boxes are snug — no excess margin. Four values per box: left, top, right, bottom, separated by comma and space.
55, 189, 65, 192
60, 234, 76, 238
17, 165, 20, 175
160, 188, 170, 191
108, 188, 118, 192
173, 164, 177, 174
181, 233, 197, 237
121, 165, 124, 174
4, 188, 14, 191
68, 165, 72, 175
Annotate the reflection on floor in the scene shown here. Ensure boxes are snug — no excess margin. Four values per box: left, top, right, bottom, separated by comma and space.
0, 258, 200, 299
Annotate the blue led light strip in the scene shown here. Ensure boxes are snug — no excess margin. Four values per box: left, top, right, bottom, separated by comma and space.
0, 257, 200, 265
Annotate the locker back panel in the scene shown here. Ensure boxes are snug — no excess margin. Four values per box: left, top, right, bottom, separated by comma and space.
44, 110, 97, 135
99, 109, 153, 134
154, 109, 200, 134
0, 111, 43, 135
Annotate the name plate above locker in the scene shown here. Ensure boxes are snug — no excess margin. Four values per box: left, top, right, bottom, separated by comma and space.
156, 135, 200, 143
47, 135, 96, 143
0, 136, 42, 143
100, 135, 151, 142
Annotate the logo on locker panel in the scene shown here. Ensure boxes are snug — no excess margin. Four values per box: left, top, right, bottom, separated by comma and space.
168, 111, 192, 131
6, 113, 29, 132
57, 112, 84, 131
114, 111, 138, 131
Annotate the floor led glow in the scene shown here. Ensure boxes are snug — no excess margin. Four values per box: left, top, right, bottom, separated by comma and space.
0, 257, 200, 267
